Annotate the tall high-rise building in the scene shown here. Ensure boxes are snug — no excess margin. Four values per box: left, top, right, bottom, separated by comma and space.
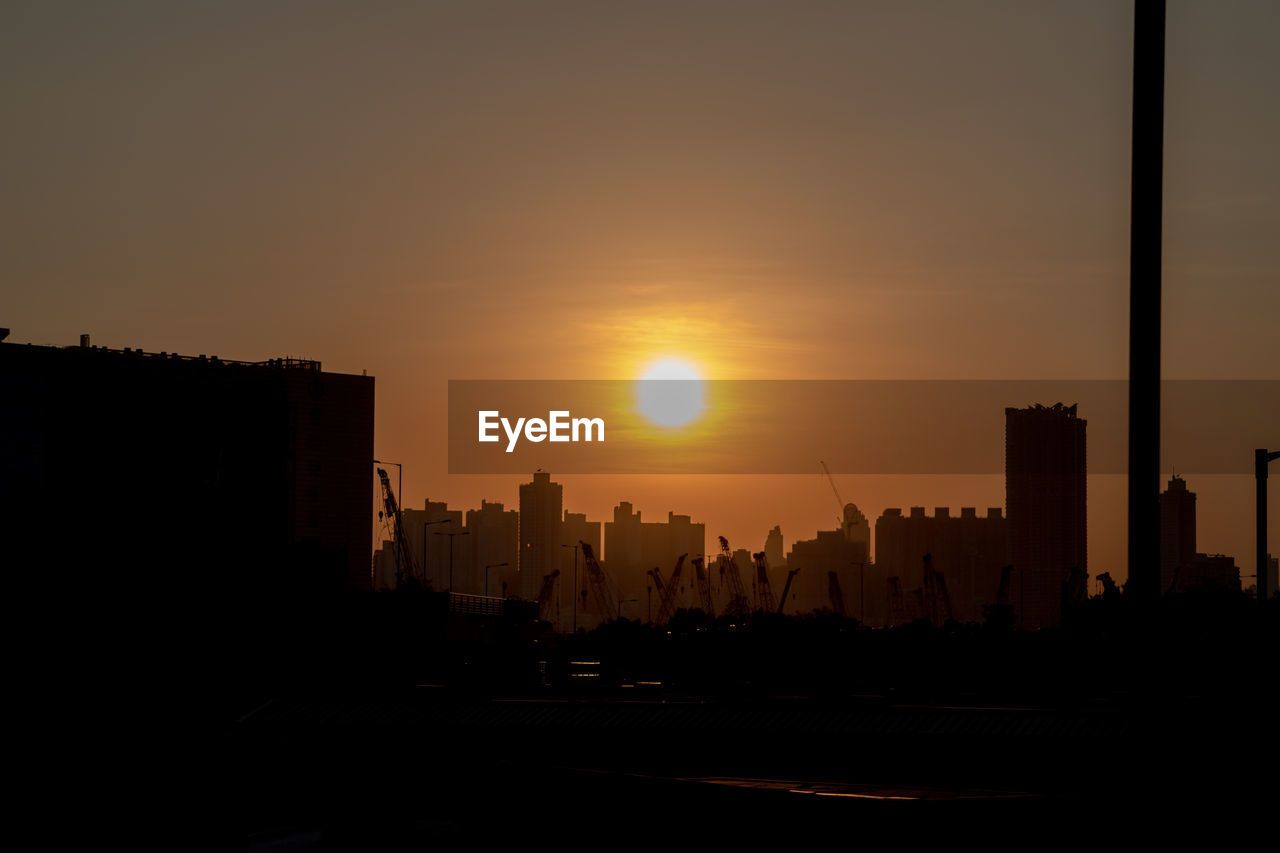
561, 510, 602, 615
466, 500, 519, 597
604, 503, 705, 605
764, 525, 786, 569
1005, 403, 1087, 629
518, 471, 562, 600
1159, 476, 1197, 595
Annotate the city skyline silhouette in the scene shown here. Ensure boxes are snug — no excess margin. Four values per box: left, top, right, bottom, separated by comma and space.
1, 0, 1277, 845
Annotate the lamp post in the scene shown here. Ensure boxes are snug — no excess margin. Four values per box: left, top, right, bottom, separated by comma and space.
1258, 448, 1279, 601
422, 519, 449, 588
561, 543, 580, 634
485, 562, 508, 597
434, 530, 469, 593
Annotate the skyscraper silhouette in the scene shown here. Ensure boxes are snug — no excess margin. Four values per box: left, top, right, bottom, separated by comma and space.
518, 472, 563, 600
1159, 476, 1196, 594
1006, 404, 1087, 629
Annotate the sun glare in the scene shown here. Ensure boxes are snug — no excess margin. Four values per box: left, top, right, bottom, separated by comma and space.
637, 358, 705, 427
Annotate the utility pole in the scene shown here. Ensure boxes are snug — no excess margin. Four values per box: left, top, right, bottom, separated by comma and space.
1127, 0, 1166, 604
1258, 449, 1279, 601
422, 519, 449, 588
485, 562, 508, 597
435, 530, 469, 593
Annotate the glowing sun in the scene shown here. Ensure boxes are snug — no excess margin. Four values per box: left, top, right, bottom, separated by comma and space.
636, 358, 705, 427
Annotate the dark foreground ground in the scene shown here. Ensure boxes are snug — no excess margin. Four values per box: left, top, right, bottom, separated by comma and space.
239, 688, 1275, 849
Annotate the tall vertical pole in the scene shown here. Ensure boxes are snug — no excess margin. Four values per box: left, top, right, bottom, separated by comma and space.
1128, 0, 1166, 602
1259, 449, 1277, 602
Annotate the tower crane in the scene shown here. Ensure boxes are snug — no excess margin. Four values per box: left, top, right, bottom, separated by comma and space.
820, 461, 846, 525
716, 536, 751, 619
996, 565, 1012, 610
536, 570, 561, 624
828, 571, 846, 617
654, 554, 688, 626
691, 556, 715, 615
921, 553, 953, 625
578, 541, 618, 622
376, 466, 421, 589
776, 567, 800, 616
753, 552, 777, 613
887, 576, 906, 626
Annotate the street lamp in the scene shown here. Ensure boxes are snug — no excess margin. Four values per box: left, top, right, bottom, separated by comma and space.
485, 562, 508, 597
561, 543, 581, 633
422, 519, 450, 588
434, 530, 470, 593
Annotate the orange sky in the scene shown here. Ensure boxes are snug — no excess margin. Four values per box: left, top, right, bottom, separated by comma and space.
3, 2, 1277, 579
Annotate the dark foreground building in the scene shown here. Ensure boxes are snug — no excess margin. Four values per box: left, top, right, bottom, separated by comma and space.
1005, 403, 1087, 629
1, 333, 374, 594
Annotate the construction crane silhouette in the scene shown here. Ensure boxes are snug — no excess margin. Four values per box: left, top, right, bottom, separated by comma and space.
536, 570, 560, 624
376, 466, 420, 589
691, 556, 715, 615
820, 461, 846, 525
579, 541, 618, 622
887, 576, 906, 626
996, 565, 1013, 611
653, 554, 688, 626
828, 571, 846, 618
753, 552, 777, 613
716, 536, 751, 618
777, 567, 800, 616
921, 553, 952, 625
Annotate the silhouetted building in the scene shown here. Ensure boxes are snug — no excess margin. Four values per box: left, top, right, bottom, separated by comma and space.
874, 506, 1008, 625
1156, 476, 1241, 595
519, 472, 562, 600
781, 505, 866, 616
764, 525, 786, 569
1160, 476, 1196, 594
561, 510, 602, 618
403, 501, 465, 591
604, 502, 705, 606
467, 500, 519, 597
841, 503, 871, 559
1005, 403, 1087, 629
1, 335, 374, 594
1174, 553, 1240, 594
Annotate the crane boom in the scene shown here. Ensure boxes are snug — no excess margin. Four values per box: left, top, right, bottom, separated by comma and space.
579, 541, 618, 622
717, 536, 751, 618
828, 571, 846, 617
777, 568, 800, 615
691, 556, 715, 615
820, 461, 845, 524
753, 552, 777, 613
536, 570, 560, 623
376, 466, 421, 589
655, 554, 687, 625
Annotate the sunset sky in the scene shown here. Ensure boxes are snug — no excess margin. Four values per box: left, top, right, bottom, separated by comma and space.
3, 1, 1276, 578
